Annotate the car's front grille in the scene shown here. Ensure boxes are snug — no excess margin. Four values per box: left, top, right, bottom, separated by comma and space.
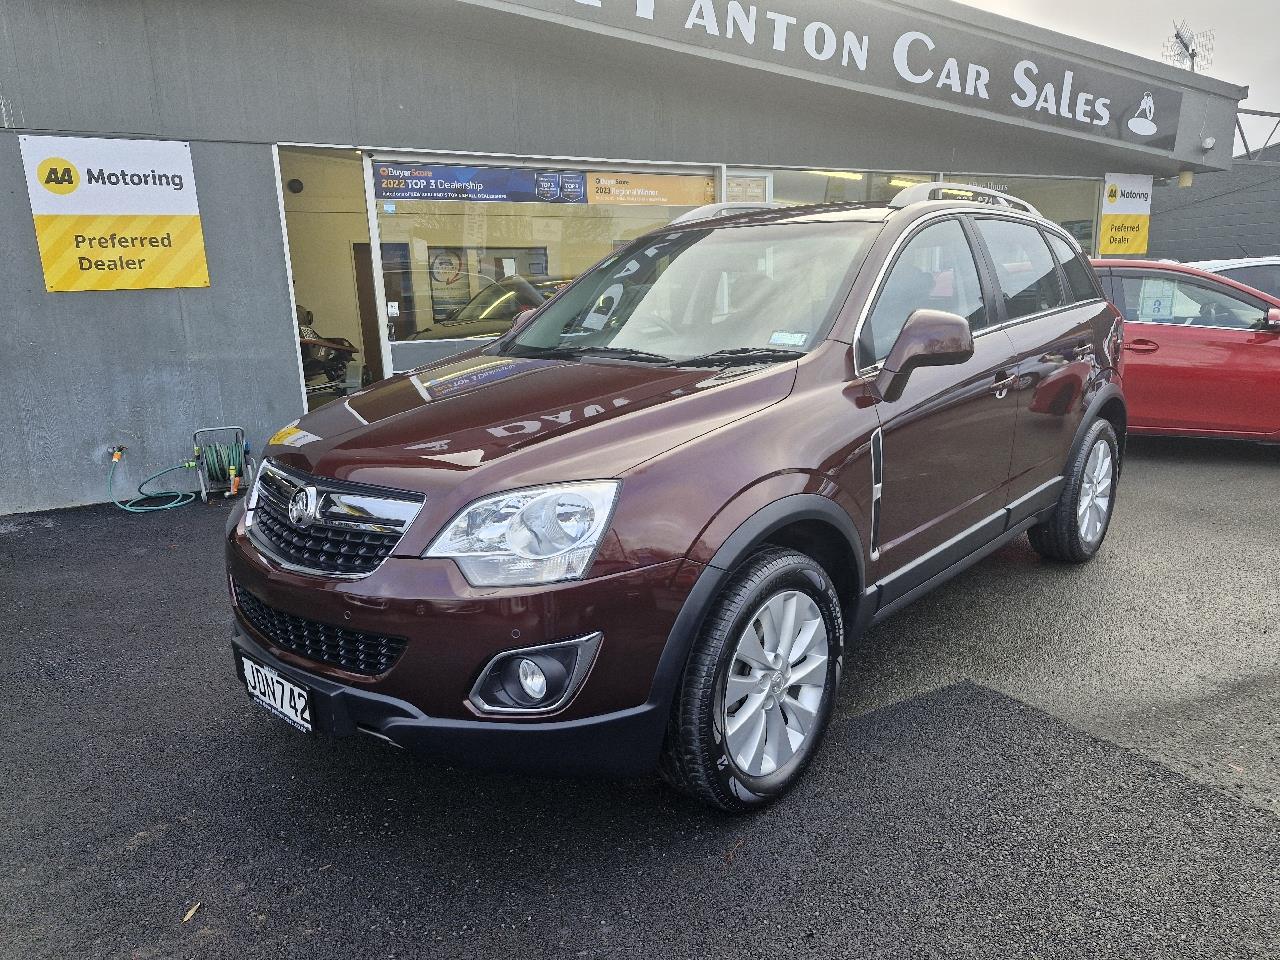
247, 460, 424, 577
233, 581, 407, 676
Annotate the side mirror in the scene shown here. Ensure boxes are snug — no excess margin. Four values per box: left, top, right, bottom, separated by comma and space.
873, 309, 974, 402
1266, 307, 1280, 330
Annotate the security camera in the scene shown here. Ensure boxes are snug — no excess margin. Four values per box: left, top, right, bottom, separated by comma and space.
1200, 136, 1217, 151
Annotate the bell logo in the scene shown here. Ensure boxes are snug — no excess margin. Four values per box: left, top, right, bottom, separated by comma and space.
1106, 184, 1119, 204
37, 157, 79, 195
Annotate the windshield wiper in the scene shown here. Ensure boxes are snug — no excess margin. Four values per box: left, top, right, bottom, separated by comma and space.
669, 346, 806, 368
564, 345, 673, 363
499, 343, 670, 363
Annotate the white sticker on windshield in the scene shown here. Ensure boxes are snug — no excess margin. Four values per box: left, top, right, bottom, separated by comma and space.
768, 330, 809, 348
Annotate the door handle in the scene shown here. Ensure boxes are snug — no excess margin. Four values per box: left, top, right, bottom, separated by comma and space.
990, 374, 1019, 399
1124, 338, 1159, 354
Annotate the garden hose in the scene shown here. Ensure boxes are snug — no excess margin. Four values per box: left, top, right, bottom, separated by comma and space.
107, 448, 197, 513
197, 439, 246, 492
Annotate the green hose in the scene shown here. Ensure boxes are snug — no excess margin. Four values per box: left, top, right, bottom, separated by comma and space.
198, 440, 245, 485
108, 458, 197, 512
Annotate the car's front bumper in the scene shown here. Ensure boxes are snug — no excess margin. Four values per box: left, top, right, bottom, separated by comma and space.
232, 627, 669, 777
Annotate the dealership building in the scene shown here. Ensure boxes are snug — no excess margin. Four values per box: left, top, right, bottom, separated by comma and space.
0, 0, 1246, 513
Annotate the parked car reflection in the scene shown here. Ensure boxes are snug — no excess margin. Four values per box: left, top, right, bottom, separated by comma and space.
411, 276, 573, 341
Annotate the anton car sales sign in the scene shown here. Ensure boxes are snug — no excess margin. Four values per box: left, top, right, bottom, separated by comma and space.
496, 0, 1183, 150
19, 135, 210, 293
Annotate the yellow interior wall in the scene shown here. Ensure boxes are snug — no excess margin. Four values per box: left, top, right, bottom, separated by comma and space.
279, 150, 370, 350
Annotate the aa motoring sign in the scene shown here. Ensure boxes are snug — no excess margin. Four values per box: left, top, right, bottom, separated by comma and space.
18, 135, 210, 292
1099, 172, 1154, 255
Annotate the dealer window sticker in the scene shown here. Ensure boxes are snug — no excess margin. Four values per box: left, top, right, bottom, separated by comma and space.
768, 330, 809, 349
1138, 278, 1176, 322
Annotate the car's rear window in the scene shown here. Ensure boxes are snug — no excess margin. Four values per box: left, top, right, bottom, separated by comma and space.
1045, 232, 1099, 303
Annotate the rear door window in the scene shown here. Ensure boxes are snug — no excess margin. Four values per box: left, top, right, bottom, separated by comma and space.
1045, 232, 1100, 303
974, 218, 1065, 320
858, 218, 987, 366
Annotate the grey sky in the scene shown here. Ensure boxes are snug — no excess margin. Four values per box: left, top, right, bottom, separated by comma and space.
962, 0, 1278, 150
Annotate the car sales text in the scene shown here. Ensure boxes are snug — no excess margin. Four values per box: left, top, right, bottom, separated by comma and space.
577, 0, 1115, 126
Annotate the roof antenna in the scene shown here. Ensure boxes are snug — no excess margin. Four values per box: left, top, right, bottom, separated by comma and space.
1162, 20, 1215, 73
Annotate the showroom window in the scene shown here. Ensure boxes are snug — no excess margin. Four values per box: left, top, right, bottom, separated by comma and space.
370, 159, 717, 368
946, 174, 1101, 252
728, 169, 935, 206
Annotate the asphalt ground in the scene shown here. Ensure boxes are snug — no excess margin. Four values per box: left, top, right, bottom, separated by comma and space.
2, 436, 1278, 959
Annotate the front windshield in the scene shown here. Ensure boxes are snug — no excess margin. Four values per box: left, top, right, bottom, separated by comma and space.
502, 221, 879, 365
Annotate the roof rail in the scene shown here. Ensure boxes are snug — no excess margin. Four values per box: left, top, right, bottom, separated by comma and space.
669, 201, 788, 225
889, 181, 1041, 217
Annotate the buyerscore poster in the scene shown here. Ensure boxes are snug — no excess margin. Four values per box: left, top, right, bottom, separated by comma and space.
373, 161, 714, 207
19, 135, 211, 292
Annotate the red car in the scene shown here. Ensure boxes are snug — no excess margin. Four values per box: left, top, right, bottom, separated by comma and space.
1092, 259, 1280, 442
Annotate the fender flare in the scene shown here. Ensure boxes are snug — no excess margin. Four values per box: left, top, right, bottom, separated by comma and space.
645, 494, 865, 711
1070, 378, 1126, 473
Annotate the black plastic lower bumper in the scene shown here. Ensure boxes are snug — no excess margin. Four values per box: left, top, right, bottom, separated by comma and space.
231, 628, 668, 778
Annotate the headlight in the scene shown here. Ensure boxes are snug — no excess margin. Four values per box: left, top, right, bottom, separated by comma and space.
424, 481, 620, 587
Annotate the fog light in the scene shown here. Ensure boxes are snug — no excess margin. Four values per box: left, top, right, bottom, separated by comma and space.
469, 633, 604, 716
517, 658, 547, 700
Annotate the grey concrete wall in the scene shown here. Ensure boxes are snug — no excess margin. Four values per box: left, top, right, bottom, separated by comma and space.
1148, 161, 1280, 262
0, 0, 1229, 179
0, 133, 302, 513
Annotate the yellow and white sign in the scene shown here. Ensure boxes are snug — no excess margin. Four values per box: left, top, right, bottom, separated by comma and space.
587, 172, 716, 207
19, 135, 210, 292
1098, 172, 1153, 256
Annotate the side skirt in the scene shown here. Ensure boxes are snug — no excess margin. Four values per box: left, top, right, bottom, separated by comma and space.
860, 475, 1064, 630
868, 510, 1048, 628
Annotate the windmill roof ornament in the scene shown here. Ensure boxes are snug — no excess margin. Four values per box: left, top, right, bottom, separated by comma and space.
1162, 20, 1215, 73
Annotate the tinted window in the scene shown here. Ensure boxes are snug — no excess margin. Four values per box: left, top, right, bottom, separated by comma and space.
975, 218, 1065, 320
1112, 274, 1267, 329
1045, 232, 1099, 303
858, 219, 986, 366
1219, 264, 1280, 300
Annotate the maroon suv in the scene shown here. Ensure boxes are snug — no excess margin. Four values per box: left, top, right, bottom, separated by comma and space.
229, 184, 1126, 812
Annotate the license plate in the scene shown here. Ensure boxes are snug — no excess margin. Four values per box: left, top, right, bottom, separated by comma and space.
241, 656, 312, 733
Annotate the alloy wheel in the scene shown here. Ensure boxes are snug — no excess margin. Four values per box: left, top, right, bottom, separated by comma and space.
1077, 438, 1114, 546
721, 589, 829, 778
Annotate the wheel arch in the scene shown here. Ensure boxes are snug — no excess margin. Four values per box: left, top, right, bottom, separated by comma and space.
1072, 379, 1127, 473
1097, 394, 1128, 466
647, 495, 864, 710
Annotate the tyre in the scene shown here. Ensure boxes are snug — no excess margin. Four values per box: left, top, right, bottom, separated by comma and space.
659, 547, 844, 813
1028, 418, 1119, 563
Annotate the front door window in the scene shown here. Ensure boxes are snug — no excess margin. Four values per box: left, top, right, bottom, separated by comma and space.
858, 218, 987, 367
1112, 275, 1268, 329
